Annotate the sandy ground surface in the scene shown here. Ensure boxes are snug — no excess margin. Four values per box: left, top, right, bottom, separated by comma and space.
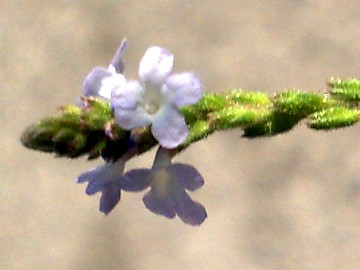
2, 1, 360, 269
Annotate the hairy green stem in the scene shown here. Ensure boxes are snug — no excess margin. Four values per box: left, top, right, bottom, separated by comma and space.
20, 78, 360, 160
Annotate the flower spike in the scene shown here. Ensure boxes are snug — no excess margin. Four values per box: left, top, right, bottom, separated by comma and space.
21, 39, 360, 227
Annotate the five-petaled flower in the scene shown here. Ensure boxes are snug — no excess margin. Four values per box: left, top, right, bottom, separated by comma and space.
111, 46, 203, 148
82, 39, 127, 99
77, 158, 126, 214
117, 147, 207, 226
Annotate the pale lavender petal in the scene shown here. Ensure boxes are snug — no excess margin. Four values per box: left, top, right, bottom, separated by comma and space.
99, 73, 126, 99
175, 191, 207, 226
82, 66, 113, 97
143, 190, 176, 219
138, 46, 174, 87
77, 168, 97, 183
117, 169, 152, 191
99, 184, 121, 214
110, 38, 128, 73
151, 105, 188, 148
166, 163, 204, 191
114, 107, 152, 130
163, 72, 203, 107
111, 80, 144, 110
77, 160, 125, 193
85, 178, 106, 195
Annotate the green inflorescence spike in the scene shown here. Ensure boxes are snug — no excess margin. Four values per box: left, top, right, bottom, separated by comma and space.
20, 78, 360, 160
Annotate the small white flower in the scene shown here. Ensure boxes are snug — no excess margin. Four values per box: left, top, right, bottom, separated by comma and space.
111, 46, 203, 149
82, 39, 127, 99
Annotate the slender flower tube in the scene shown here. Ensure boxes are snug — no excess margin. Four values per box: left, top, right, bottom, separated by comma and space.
117, 147, 207, 225
82, 39, 127, 99
111, 46, 203, 148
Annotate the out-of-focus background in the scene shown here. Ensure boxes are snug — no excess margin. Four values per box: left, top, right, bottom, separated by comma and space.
2, 1, 360, 269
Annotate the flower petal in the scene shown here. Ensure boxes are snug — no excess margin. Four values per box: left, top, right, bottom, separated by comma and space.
111, 81, 144, 110
109, 38, 128, 73
77, 168, 97, 183
82, 66, 113, 98
163, 72, 203, 107
114, 107, 152, 130
99, 73, 126, 100
117, 169, 152, 191
175, 191, 207, 226
143, 190, 176, 219
99, 184, 121, 214
77, 160, 125, 194
85, 179, 106, 195
151, 105, 188, 148
166, 163, 204, 191
138, 46, 174, 87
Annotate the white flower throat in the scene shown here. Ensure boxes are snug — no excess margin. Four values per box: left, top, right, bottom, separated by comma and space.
143, 87, 164, 115
144, 98, 160, 114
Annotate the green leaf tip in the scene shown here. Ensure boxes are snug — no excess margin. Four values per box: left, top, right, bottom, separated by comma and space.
273, 89, 332, 117
181, 93, 228, 123
242, 111, 303, 138
20, 97, 125, 159
309, 107, 360, 130
181, 120, 213, 148
228, 89, 271, 107
212, 107, 270, 130
329, 78, 360, 102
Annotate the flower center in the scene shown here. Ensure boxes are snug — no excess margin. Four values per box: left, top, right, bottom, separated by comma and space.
144, 98, 160, 114
143, 87, 163, 115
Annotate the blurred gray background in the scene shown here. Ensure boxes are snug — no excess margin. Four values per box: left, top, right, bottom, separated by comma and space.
2, 1, 360, 269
